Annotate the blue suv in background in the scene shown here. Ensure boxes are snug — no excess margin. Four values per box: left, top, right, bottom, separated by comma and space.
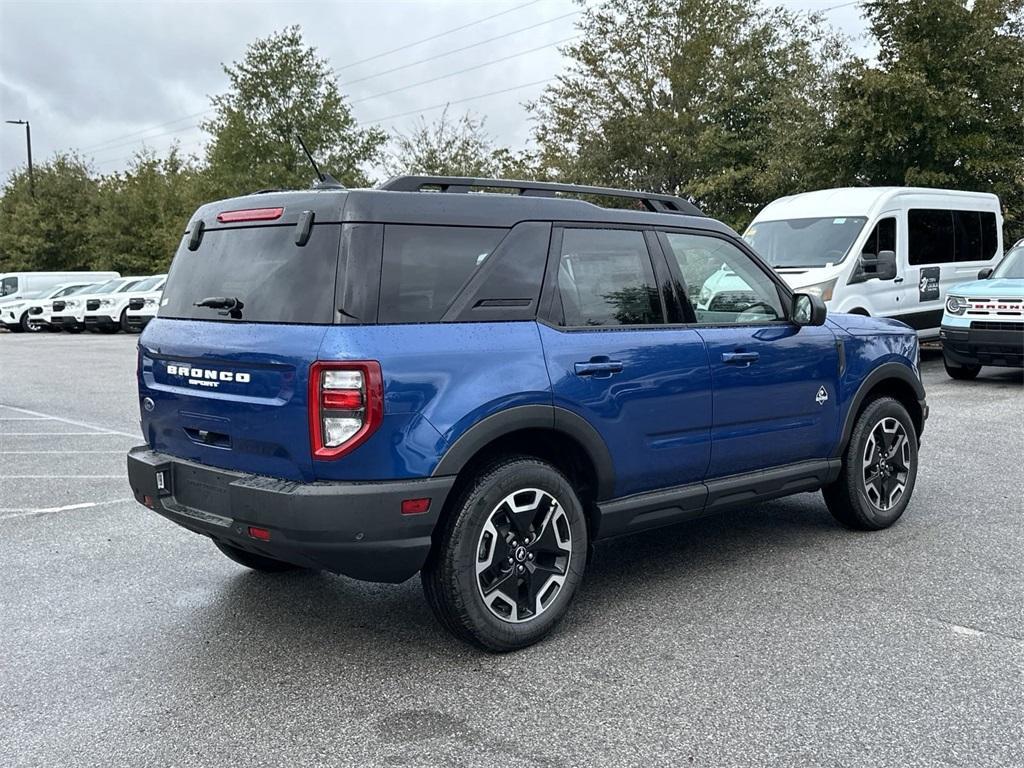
127, 176, 928, 651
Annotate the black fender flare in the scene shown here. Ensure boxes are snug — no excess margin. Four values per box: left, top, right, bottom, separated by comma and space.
431, 404, 616, 500
835, 362, 926, 456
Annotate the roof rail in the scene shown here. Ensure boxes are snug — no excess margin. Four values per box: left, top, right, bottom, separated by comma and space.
379, 175, 704, 217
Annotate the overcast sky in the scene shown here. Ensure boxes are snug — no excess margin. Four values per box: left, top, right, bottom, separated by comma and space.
0, 0, 871, 183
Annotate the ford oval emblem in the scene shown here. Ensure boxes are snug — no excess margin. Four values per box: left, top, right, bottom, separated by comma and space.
142, 397, 155, 412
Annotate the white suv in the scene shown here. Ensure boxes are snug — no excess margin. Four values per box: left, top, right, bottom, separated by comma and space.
83, 275, 166, 333
50, 277, 148, 333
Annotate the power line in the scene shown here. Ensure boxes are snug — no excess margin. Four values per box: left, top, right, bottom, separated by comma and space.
339, 10, 580, 89
363, 78, 555, 125
332, 0, 543, 73
348, 36, 578, 106
76, 0, 547, 158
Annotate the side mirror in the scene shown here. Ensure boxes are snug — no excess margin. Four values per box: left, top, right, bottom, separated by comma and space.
978, 267, 993, 280
793, 292, 827, 326
859, 249, 898, 281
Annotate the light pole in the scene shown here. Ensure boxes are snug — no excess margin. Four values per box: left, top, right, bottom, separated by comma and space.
5, 119, 35, 197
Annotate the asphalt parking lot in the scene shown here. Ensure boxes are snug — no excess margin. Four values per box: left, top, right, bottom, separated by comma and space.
1, 333, 1022, 767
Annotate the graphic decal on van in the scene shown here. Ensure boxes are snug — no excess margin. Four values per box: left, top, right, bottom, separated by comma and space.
919, 267, 940, 302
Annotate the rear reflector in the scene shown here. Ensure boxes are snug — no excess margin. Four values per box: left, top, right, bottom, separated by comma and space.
401, 498, 431, 515
216, 207, 284, 223
248, 526, 271, 541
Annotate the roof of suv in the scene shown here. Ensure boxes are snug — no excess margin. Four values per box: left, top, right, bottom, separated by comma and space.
186, 177, 733, 236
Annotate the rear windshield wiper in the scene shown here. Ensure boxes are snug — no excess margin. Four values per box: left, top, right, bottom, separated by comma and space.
193, 296, 244, 318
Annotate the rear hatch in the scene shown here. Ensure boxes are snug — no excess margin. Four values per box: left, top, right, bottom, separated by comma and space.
139, 195, 345, 482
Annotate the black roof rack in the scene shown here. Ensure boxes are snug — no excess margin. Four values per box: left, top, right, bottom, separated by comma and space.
379, 175, 704, 217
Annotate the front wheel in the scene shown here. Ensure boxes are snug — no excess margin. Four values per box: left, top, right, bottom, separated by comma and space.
422, 457, 588, 652
213, 540, 300, 572
943, 355, 981, 380
823, 397, 918, 530
20, 312, 42, 332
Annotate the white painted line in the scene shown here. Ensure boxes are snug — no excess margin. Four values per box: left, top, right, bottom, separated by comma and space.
950, 624, 987, 638
0, 450, 125, 454
0, 417, 48, 420
0, 497, 134, 521
1, 432, 135, 436
1, 475, 124, 479
0, 404, 139, 438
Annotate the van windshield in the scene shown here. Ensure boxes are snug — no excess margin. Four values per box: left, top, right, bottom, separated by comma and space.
744, 217, 867, 268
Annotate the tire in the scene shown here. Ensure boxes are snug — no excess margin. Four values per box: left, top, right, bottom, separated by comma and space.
20, 312, 41, 333
422, 456, 588, 652
120, 309, 134, 333
213, 540, 300, 573
823, 397, 918, 531
943, 355, 981, 380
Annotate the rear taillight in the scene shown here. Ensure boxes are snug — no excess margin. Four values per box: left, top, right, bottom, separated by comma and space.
309, 361, 383, 459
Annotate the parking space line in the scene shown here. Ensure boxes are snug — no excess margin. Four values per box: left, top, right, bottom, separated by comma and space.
0, 404, 139, 438
0, 450, 126, 454
2, 432, 135, 436
0, 417, 48, 420
2, 475, 124, 479
0, 497, 134, 521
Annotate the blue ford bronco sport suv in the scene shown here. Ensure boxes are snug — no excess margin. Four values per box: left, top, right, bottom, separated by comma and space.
127, 176, 927, 651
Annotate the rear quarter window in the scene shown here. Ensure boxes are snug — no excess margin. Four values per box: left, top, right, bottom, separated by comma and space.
159, 224, 341, 324
379, 225, 508, 323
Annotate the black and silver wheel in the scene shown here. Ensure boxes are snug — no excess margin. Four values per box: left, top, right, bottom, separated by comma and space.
422, 456, 588, 652
20, 312, 42, 333
943, 355, 981, 380
823, 397, 918, 530
213, 540, 300, 573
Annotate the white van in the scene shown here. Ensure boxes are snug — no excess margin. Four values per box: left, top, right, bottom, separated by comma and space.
0, 271, 120, 303
743, 188, 1003, 337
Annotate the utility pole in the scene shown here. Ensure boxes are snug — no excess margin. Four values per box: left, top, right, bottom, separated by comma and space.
5, 119, 35, 197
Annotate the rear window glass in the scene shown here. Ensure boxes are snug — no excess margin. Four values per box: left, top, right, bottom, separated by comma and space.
379, 225, 507, 323
160, 224, 341, 324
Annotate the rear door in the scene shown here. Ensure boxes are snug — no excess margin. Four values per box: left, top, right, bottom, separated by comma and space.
139, 220, 342, 482
657, 230, 840, 478
539, 227, 712, 499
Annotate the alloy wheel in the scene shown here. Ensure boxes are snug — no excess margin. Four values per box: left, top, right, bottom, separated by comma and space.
861, 417, 911, 511
475, 488, 572, 623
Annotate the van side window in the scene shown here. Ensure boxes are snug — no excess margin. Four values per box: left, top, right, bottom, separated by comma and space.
953, 211, 999, 262
861, 217, 896, 257
908, 210, 955, 265
556, 229, 663, 327
380, 225, 508, 323
0, 277, 17, 297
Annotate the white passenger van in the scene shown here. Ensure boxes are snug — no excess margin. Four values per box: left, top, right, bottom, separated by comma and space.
743, 188, 1003, 338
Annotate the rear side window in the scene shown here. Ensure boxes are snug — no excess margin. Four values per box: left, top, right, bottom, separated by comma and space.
556, 229, 662, 327
953, 210, 999, 262
908, 210, 954, 265
160, 224, 341, 324
379, 225, 507, 323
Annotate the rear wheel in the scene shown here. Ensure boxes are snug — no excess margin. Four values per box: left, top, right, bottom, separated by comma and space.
823, 397, 918, 530
422, 457, 588, 652
213, 540, 300, 573
943, 355, 981, 380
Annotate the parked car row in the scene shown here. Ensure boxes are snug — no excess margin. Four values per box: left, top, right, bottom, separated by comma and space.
0, 271, 165, 334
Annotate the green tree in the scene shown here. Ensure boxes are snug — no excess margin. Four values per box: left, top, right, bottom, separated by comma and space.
529, 0, 848, 230
203, 26, 386, 196
0, 154, 101, 271
89, 146, 206, 274
385, 107, 538, 180
830, 0, 1024, 242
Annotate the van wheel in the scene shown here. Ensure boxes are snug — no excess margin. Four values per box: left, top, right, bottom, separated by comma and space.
422, 457, 588, 652
213, 540, 300, 572
823, 397, 918, 531
943, 356, 981, 380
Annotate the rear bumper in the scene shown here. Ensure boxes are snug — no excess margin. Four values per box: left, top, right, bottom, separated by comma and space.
126, 447, 454, 583
941, 324, 1024, 368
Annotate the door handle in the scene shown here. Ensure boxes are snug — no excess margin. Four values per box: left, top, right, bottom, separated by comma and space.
893, 277, 904, 283
722, 351, 759, 366
574, 360, 623, 377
